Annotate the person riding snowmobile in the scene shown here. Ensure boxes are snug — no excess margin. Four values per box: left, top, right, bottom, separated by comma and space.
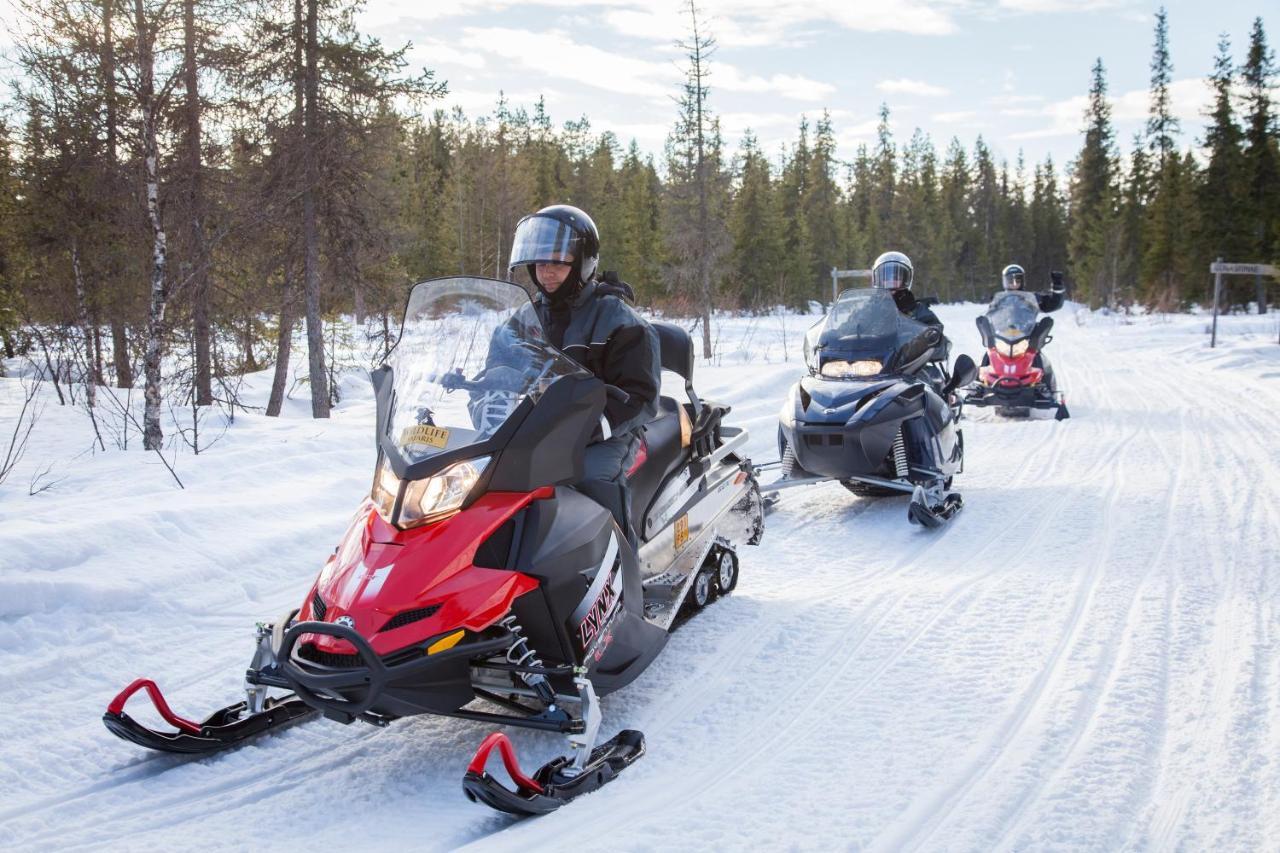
999, 263, 1067, 313
872, 250, 949, 387
508, 204, 661, 547
980, 263, 1070, 402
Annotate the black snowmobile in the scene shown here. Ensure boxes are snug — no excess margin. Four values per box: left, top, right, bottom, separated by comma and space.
103, 276, 764, 818
765, 288, 976, 528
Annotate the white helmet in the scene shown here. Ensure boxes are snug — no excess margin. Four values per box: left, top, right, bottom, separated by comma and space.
1001, 263, 1026, 291
871, 251, 913, 291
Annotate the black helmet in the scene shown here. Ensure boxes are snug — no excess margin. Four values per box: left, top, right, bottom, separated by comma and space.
1001, 263, 1026, 291
871, 251, 913, 291
509, 205, 600, 295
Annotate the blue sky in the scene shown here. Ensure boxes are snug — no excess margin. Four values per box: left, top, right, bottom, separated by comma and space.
358, 0, 1272, 174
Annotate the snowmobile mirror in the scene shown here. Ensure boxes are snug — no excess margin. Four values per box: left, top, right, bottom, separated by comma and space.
943, 354, 978, 396
975, 315, 995, 348
1029, 316, 1054, 352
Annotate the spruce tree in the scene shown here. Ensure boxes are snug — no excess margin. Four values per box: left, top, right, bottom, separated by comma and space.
1240, 17, 1278, 310
1200, 33, 1249, 302
728, 132, 783, 309
1068, 59, 1121, 307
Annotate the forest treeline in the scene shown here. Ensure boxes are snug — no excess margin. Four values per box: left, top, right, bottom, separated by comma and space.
0, 2, 1275, 439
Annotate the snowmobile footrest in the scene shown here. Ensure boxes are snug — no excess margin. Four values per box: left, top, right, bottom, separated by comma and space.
908, 487, 963, 529
103, 681, 316, 755
462, 729, 646, 817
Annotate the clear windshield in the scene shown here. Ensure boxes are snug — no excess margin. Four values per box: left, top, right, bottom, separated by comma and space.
813, 288, 928, 370
386, 277, 588, 463
986, 291, 1039, 339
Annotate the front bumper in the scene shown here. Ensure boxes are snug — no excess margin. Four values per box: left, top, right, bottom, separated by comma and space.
253, 620, 513, 723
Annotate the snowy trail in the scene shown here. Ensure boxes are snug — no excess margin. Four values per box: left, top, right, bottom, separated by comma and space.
1, 306, 1277, 851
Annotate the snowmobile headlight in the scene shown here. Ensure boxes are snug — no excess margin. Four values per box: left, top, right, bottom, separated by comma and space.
1010, 339, 1029, 357
820, 359, 881, 378
371, 457, 400, 520
399, 456, 491, 529
994, 339, 1012, 357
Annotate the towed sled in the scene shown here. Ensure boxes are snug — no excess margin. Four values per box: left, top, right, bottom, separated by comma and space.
104, 276, 763, 817
761, 288, 976, 528
965, 290, 1069, 420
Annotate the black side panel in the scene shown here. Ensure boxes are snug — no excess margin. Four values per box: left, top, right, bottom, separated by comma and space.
488, 375, 606, 492
514, 488, 666, 696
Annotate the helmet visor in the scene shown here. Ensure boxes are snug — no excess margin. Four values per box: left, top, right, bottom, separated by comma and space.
872, 261, 912, 290
1003, 269, 1025, 290
509, 216, 582, 268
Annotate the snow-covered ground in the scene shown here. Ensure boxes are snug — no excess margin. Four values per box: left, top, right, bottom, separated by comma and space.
1, 303, 1278, 851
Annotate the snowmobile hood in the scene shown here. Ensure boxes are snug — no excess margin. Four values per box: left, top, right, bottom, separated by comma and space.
796, 377, 898, 425
301, 493, 545, 657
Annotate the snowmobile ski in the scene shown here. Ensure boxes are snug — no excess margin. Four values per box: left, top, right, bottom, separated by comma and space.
103, 678, 315, 755
462, 729, 646, 816
907, 484, 963, 528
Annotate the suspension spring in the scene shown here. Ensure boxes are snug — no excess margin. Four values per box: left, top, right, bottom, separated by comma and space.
892, 427, 909, 480
499, 615, 555, 704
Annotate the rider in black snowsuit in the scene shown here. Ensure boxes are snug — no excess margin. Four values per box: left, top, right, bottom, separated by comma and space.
508, 205, 661, 547
997, 264, 1066, 312
871, 251, 949, 386
987, 264, 1069, 390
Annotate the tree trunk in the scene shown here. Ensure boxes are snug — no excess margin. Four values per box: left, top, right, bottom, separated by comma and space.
267, 275, 295, 417
104, 0, 133, 389
243, 317, 259, 372
301, 0, 329, 417
136, 0, 169, 452
70, 240, 98, 415
182, 0, 213, 405
111, 320, 132, 387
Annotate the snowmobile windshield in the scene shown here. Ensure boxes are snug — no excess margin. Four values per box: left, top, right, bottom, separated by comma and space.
385, 277, 589, 464
986, 290, 1040, 340
812, 288, 929, 375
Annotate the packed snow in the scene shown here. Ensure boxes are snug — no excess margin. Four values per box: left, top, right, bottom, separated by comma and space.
1, 301, 1278, 851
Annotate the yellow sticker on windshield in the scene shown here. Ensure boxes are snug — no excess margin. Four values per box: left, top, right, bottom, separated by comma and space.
401, 424, 450, 449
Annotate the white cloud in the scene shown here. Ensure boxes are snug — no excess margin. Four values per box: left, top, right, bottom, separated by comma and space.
877, 78, 950, 98
454, 26, 835, 105
1011, 77, 1213, 141
996, 0, 1130, 11
599, 0, 959, 47
458, 27, 680, 100
715, 66, 837, 102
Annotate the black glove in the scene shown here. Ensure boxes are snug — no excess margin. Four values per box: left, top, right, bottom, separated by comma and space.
1050, 271, 1066, 293
439, 368, 466, 391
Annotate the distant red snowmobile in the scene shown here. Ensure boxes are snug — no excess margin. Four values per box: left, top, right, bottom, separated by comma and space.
965, 289, 1069, 420
103, 276, 763, 817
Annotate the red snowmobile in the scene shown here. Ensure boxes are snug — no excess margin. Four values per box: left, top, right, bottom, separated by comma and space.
965, 290, 1069, 420
103, 276, 763, 816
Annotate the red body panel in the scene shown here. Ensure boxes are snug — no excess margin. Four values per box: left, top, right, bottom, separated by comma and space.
299, 488, 552, 657
980, 349, 1043, 388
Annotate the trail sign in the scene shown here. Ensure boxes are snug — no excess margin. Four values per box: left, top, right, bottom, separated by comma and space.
1209, 262, 1277, 276
1209, 258, 1279, 348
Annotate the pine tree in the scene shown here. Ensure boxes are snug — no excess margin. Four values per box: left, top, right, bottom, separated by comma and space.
939, 138, 973, 301
664, 0, 731, 355
803, 111, 842, 298
1147, 7, 1179, 168
777, 119, 814, 305
1200, 33, 1249, 303
1240, 17, 1278, 311
728, 132, 783, 309
1069, 59, 1121, 307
